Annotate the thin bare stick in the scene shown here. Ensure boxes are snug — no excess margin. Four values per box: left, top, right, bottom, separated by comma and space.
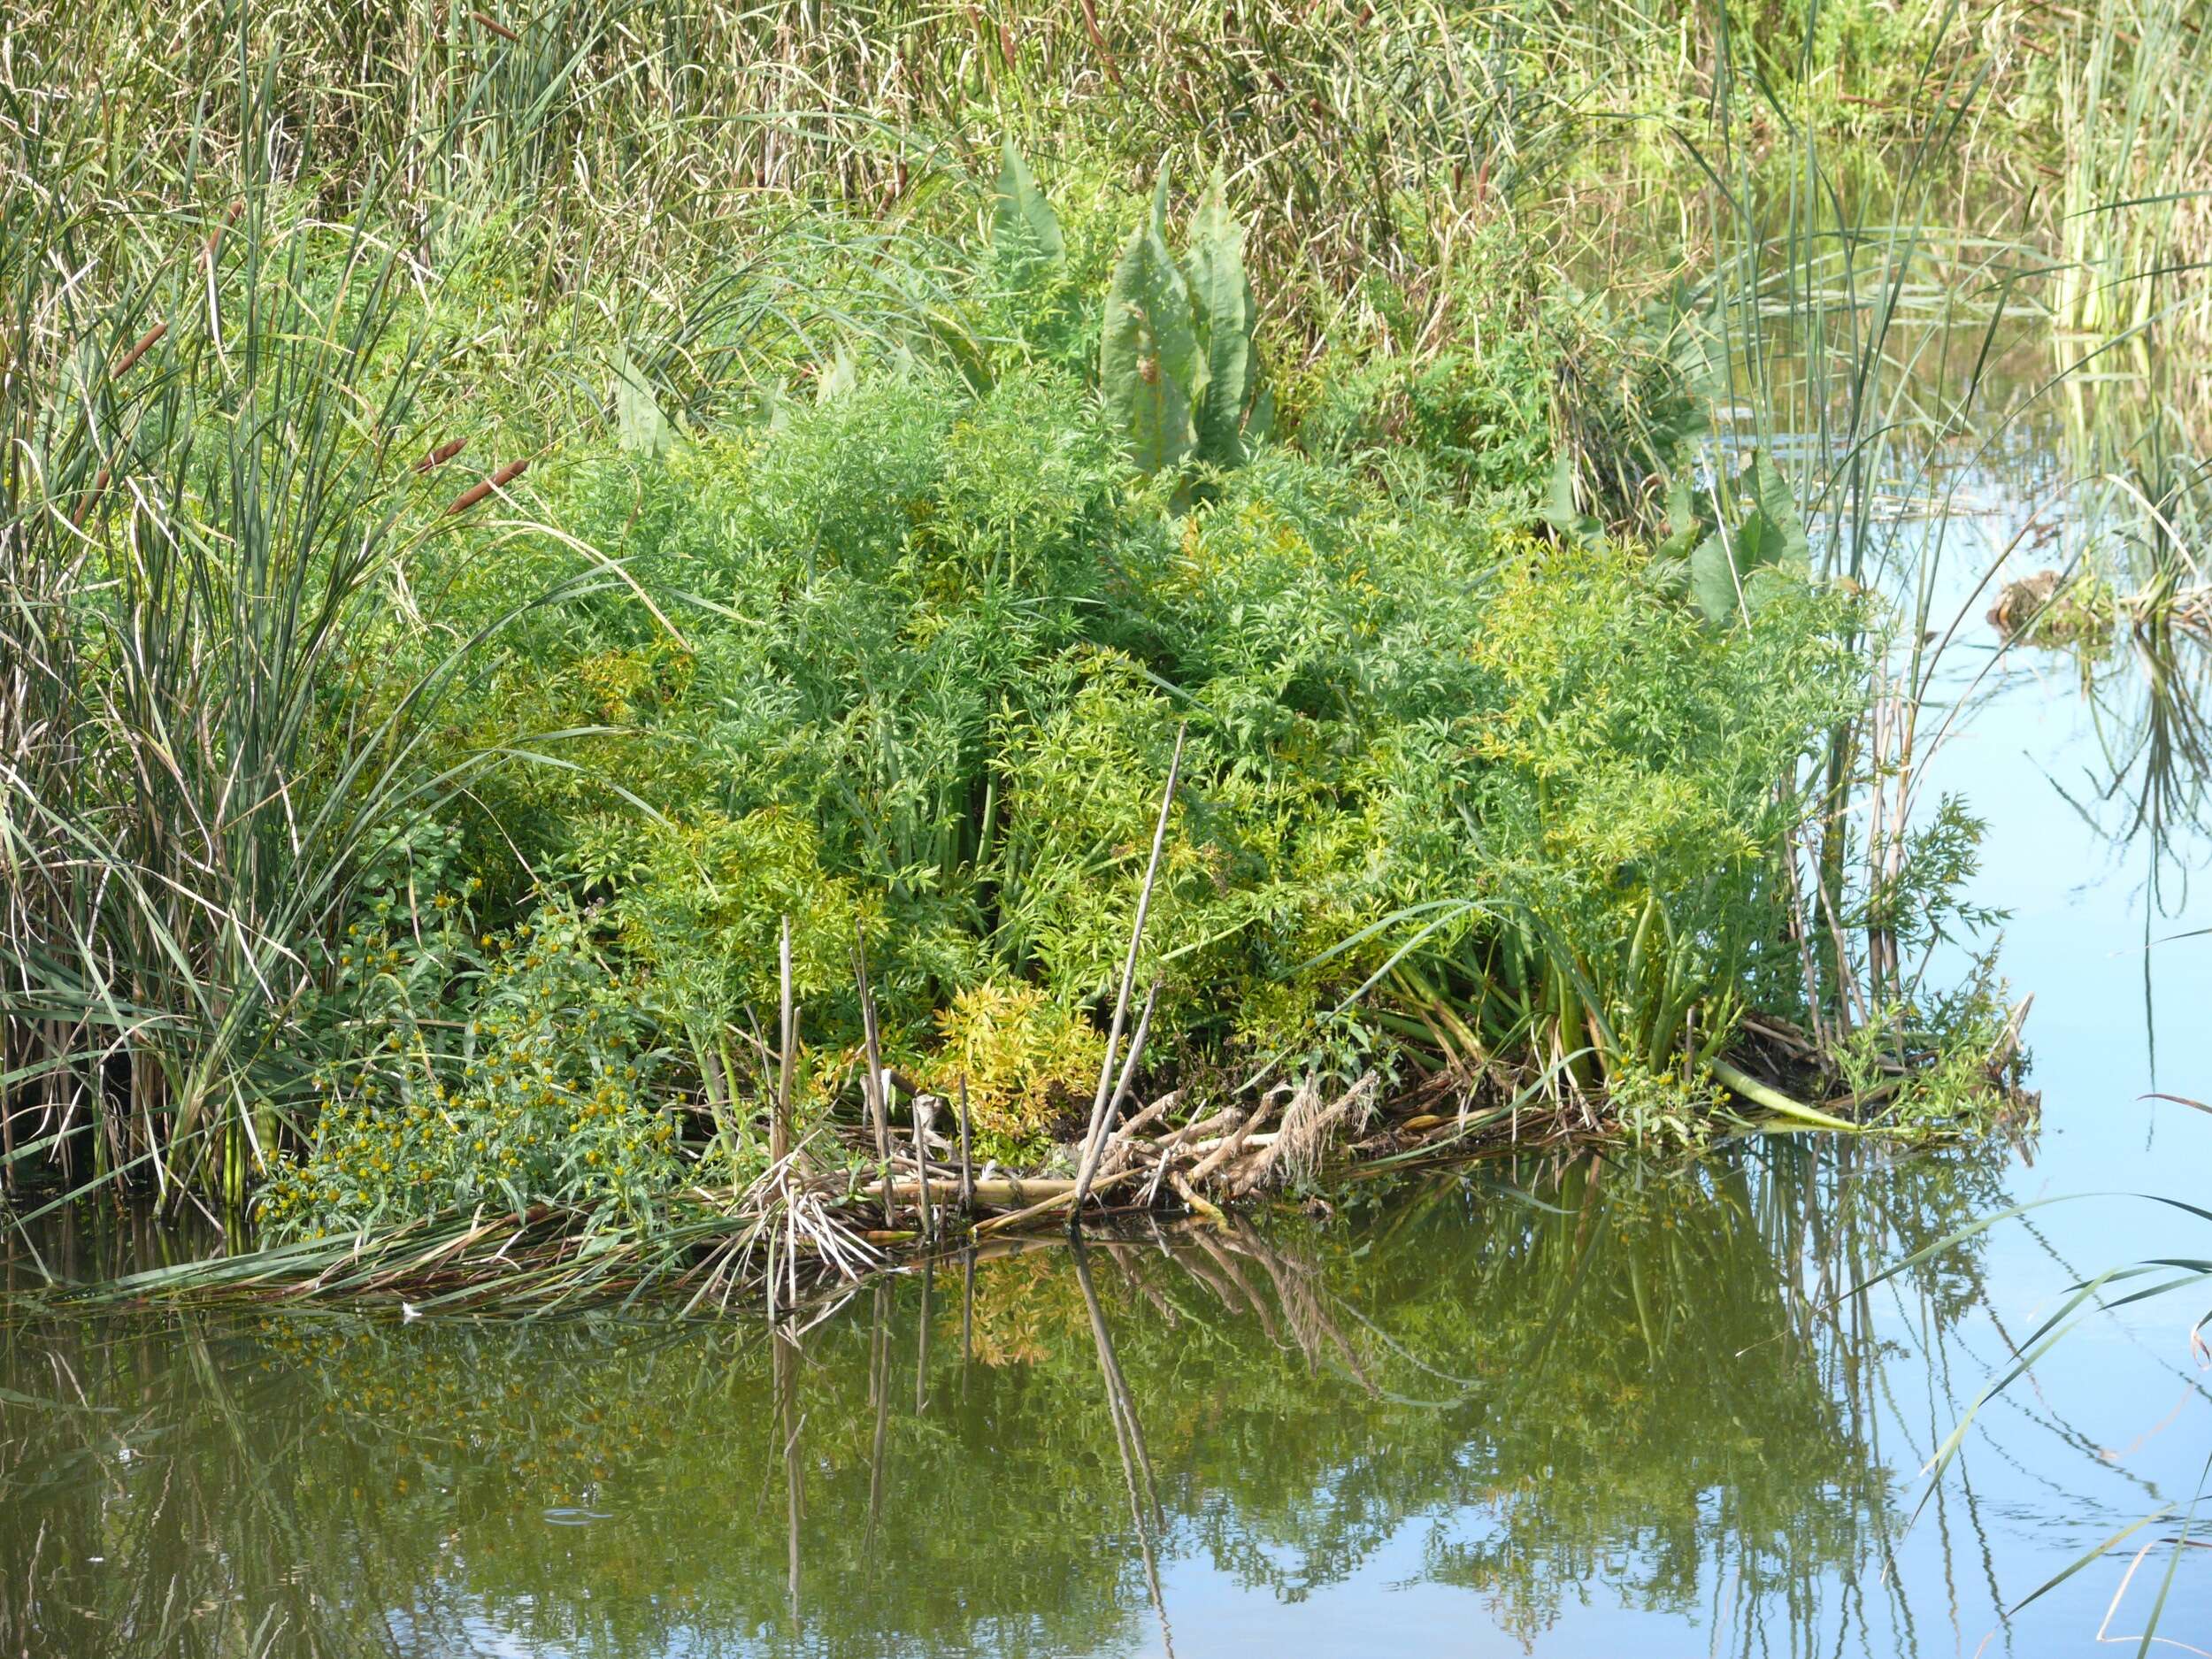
854, 923, 893, 1225
773, 918, 794, 1167
1072, 725, 1186, 1222
956, 1075, 973, 1212
1072, 981, 1158, 1212
911, 1095, 934, 1243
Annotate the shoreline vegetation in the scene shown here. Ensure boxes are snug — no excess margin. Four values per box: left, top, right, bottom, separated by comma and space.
18, 0, 2205, 1308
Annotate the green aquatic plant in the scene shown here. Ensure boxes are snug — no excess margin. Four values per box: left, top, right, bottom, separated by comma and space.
258, 901, 679, 1240
22, 250, 2008, 1247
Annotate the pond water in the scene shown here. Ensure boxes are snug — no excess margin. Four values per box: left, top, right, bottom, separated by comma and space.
7, 389, 2212, 1658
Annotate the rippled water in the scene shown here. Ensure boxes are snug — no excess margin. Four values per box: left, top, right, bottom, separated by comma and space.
6, 397, 2212, 1658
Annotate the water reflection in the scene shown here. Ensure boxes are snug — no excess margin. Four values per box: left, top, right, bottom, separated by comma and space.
2, 1139, 2069, 1658
2007, 441, 2212, 879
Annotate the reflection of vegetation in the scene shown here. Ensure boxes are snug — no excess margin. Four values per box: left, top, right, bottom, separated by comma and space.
1, 1142, 2016, 1656
1990, 415, 2212, 895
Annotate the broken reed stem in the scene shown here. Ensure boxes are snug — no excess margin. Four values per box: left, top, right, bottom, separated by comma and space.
911, 1097, 933, 1243
974, 1168, 1144, 1235
1140, 1106, 1236, 1205
1072, 724, 1186, 1219
956, 1075, 972, 1211
854, 921, 893, 1225
1072, 981, 1157, 1214
1185, 1098, 1264, 1187
773, 918, 794, 1166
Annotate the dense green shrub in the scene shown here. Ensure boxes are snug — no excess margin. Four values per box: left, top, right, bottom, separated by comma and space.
261, 902, 679, 1240
929, 982, 1108, 1148
245, 177, 1995, 1237
420, 385, 1846, 1066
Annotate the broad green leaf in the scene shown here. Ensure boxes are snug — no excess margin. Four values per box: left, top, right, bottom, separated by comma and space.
1741, 450, 1810, 567
611, 349, 672, 457
1688, 526, 1746, 624
1690, 453, 1812, 625
1100, 170, 1200, 475
990, 137, 1064, 263
1182, 167, 1255, 465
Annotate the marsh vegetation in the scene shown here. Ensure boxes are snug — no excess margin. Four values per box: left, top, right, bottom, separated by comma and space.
5, 0, 2212, 1649
11, 0, 2162, 1286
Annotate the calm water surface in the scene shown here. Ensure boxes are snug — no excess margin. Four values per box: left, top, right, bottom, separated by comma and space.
6, 415, 2212, 1658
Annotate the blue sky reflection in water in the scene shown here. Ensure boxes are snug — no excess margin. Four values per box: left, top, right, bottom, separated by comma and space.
7, 422, 2212, 1659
